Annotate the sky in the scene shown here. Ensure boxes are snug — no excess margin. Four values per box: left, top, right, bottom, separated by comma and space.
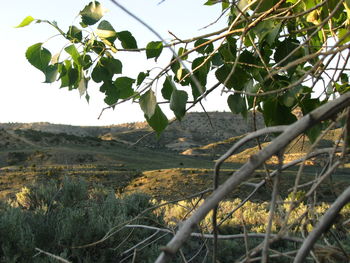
0, 0, 229, 126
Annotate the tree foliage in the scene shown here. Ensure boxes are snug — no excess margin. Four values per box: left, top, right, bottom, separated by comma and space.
17, 0, 350, 138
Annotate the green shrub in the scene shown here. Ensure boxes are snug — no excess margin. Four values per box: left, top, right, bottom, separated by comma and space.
6, 152, 27, 165
3, 178, 348, 262
0, 177, 164, 262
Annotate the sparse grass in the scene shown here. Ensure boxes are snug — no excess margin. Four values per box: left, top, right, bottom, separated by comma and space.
123, 166, 349, 202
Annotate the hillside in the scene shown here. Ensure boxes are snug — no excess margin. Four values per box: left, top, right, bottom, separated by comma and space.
0, 111, 345, 201
0, 112, 264, 152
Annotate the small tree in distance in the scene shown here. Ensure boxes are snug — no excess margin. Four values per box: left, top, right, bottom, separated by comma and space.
17, 0, 350, 262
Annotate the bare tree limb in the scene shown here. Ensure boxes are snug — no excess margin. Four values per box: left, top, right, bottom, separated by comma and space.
293, 185, 350, 263
124, 224, 314, 243
155, 92, 350, 263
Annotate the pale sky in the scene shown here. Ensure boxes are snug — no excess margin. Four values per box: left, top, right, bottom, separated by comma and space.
0, 0, 229, 126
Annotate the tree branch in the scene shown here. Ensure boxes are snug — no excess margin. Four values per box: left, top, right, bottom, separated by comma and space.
293, 185, 350, 263
155, 92, 350, 263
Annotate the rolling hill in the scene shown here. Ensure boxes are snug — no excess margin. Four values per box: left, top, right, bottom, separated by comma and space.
0, 111, 345, 201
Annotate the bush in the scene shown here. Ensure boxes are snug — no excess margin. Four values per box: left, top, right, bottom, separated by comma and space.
3, 178, 349, 262
0, 177, 164, 262
6, 152, 28, 165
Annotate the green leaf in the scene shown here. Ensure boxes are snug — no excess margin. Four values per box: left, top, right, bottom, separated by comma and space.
59, 60, 70, 88
178, 47, 188, 60
85, 93, 90, 103
274, 38, 304, 75
170, 56, 181, 74
162, 76, 174, 100
194, 38, 214, 54
91, 57, 122, 83
340, 73, 349, 84
218, 42, 236, 62
145, 105, 168, 135
227, 94, 246, 114
117, 31, 138, 49
80, 1, 107, 26
25, 43, 51, 73
175, 68, 191, 86
263, 99, 297, 126
64, 45, 80, 65
92, 63, 108, 83
280, 86, 302, 108
99, 80, 113, 93
338, 28, 350, 45
44, 64, 59, 83
274, 38, 302, 67
190, 81, 202, 101
215, 64, 249, 90
58, 60, 81, 90
146, 41, 163, 60
15, 16, 35, 28
136, 71, 149, 86
114, 77, 135, 99
250, 0, 276, 13
282, 90, 296, 107
192, 57, 210, 78
67, 67, 79, 89
81, 54, 93, 70
222, 1, 230, 10
91, 40, 106, 55
140, 89, 157, 118
102, 57, 122, 75
246, 81, 259, 109
191, 56, 210, 96
104, 82, 119, 106
252, 20, 281, 46
96, 20, 117, 43
239, 51, 256, 66
67, 26, 82, 43
212, 52, 224, 67
335, 83, 350, 94
299, 98, 322, 115
204, 0, 221, 6
306, 124, 322, 143
170, 89, 188, 120
266, 23, 281, 46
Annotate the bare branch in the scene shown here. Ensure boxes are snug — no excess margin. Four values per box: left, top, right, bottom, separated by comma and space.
156, 92, 350, 262
293, 186, 350, 263
124, 224, 313, 243
34, 248, 71, 263
262, 152, 283, 262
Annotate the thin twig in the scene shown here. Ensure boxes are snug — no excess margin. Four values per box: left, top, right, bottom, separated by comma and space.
121, 230, 160, 256
34, 248, 71, 263
262, 151, 283, 262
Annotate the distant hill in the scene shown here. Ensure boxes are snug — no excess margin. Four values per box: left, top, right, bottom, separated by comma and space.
0, 112, 265, 152
1, 111, 341, 165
